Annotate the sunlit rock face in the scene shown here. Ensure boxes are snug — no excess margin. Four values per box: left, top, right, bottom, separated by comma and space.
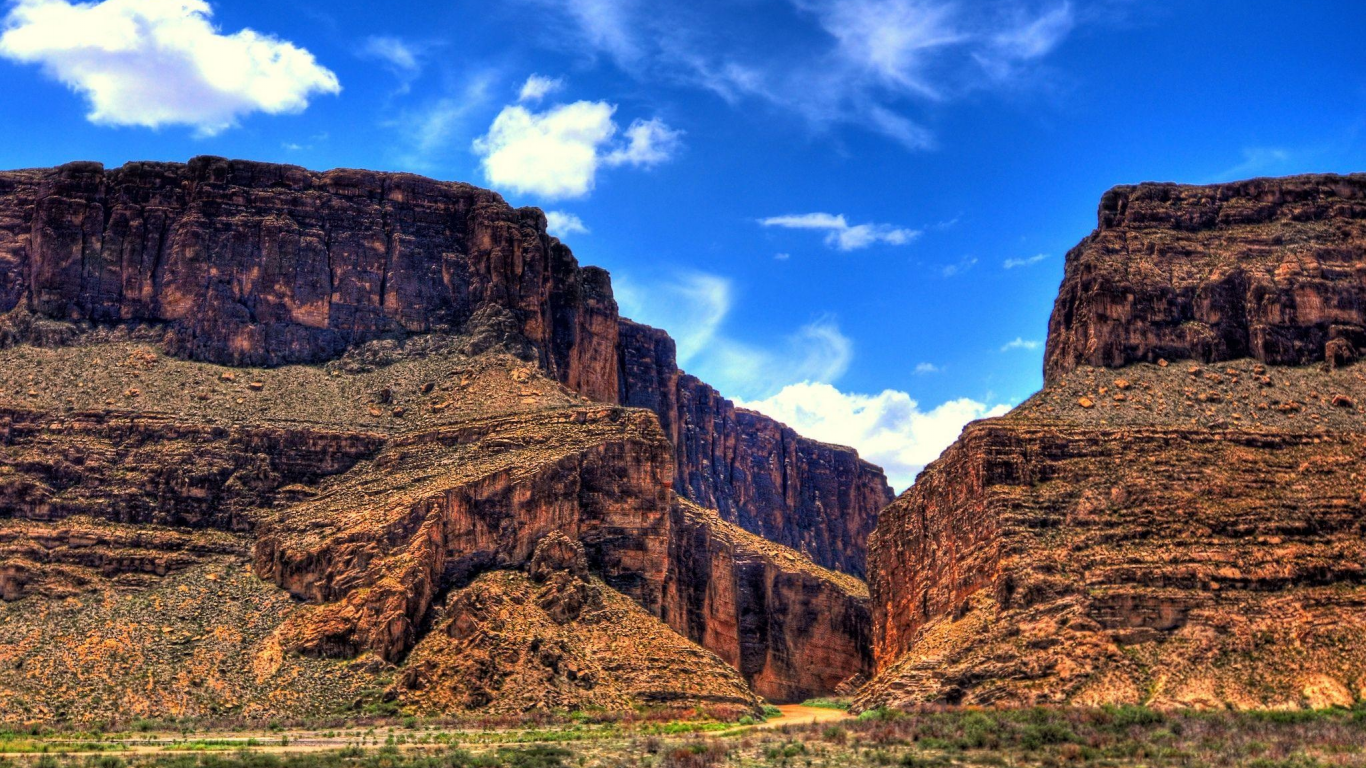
0, 157, 884, 723
861, 174, 1366, 712
0, 157, 891, 576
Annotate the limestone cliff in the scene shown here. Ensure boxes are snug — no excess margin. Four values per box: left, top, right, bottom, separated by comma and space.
0, 157, 881, 723
0, 157, 890, 575
862, 174, 1366, 711
1046, 174, 1366, 379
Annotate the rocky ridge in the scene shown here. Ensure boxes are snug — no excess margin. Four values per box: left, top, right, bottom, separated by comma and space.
860, 174, 1366, 711
0, 158, 891, 575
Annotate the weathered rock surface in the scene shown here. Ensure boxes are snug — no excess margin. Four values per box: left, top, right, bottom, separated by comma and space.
665, 500, 873, 703
396, 534, 760, 715
1046, 174, 1366, 380
619, 320, 890, 576
0, 337, 867, 722
862, 175, 1366, 711
0, 158, 890, 576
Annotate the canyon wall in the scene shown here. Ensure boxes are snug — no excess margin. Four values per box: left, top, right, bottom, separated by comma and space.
0, 157, 885, 720
665, 500, 872, 703
862, 174, 1366, 711
1045, 174, 1366, 380
0, 158, 890, 575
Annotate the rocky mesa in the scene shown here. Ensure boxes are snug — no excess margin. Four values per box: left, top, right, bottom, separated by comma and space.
0, 157, 882, 724
860, 173, 1366, 711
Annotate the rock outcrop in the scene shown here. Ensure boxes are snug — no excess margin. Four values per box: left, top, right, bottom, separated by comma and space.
396, 534, 760, 715
0, 158, 890, 575
0, 157, 883, 724
619, 321, 890, 576
861, 174, 1366, 711
1046, 174, 1366, 379
665, 500, 872, 703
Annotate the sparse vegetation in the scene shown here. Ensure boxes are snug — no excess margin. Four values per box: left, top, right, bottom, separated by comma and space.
2, 706, 1366, 766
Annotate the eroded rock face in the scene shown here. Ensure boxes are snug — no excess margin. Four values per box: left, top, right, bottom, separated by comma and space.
0, 158, 620, 401
252, 406, 677, 664
0, 336, 870, 722
1046, 174, 1366, 381
665, 500, 873, 703
0, 159, 890, 577
862, 175, 1366, 711
619, 321, 891, 576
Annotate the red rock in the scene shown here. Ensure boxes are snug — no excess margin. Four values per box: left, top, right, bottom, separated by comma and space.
1046, 174, 1366, 379
0, 158, 891, 577
862, 174, 1366, 712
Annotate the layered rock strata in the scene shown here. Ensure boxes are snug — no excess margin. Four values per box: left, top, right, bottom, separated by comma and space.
1046, 174, 1366, 378
862, 174, 1366, 711
665, 500, 872, 703
0, 158, 890, 575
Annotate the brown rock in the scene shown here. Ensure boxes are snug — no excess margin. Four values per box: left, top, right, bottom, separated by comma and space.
862, 174, 1366, 712
1046, 174, 1366, 379
0, 158, 890, 578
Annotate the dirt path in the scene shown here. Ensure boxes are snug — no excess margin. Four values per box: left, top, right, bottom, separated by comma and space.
5, 706, 854, 757
757, 705, 853, 729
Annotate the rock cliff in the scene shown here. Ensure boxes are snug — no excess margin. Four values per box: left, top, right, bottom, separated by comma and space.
0, 157, 880, 724
665, 500, 872, 703
0, 158, 890, 575
861, 174, 1366, 711
1046, 174, 1366, 379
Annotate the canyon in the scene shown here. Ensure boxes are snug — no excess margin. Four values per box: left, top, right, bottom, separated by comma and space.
3, 157, 1364, 725
0, 158, 881, 724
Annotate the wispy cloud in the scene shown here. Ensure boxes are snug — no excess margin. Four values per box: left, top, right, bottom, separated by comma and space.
387, 71, 498, 172
363, 36, 420, 74
1206, 147, 1294, 183
1003, 253, 1048, 269
517, 0, 1078, 149
0, 0, 339, 136
614, 271, 851, 400
941, 255, 978, 277
915, 362, 941, 374
760, 212, 920, 251
1000, 337, 1041, 352
518, 74, 564, 103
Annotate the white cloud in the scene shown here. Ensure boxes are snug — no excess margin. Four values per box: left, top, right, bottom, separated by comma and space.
914, 362, 940, 374
545, 210, 590, 237
739, 382, 1011, 491
0, 0, 340, 135
760, 212, 920, 251
518, 74, 564, 103
615, 271, 851, 400
775, 252, 792, 261
605, 117, 682, 167
473, 98, 679, 200
1003, 253, 1048, 269
1001, 337, 1041, 352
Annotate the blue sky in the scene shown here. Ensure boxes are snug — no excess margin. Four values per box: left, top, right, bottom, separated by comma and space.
2, 0, 1364, 489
